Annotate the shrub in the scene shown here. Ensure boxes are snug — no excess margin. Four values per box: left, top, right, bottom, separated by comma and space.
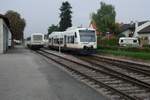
97, 36, 118, 47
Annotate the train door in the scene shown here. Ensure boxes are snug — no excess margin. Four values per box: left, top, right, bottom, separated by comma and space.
52, 38, 53, 46
64, 35, 67, 47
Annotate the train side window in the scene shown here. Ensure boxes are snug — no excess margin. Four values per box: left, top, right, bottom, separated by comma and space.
53, 39, 55, 43
67, 36, 69, 43
59, 38, 63, 44
57, 38, 59, 44
49, 38, 51, 43
71, 36, 74, 43
75, 32, 77, 38
54, 39, 56, 44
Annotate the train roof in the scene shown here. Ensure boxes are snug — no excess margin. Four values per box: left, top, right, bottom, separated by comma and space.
66, 27, 95, 31
49, 32, 63, 37
31, 33, 44, 36
49, 27, 96, 38
119, 37, 138, 40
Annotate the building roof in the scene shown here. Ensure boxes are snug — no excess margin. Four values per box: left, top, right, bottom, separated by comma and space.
0, 14, 10, 28
120, 21, 149, 33
138, 25, 150, 34
138, 21, 148, 26
120, 24, 135, 32
89, 21, 100, 35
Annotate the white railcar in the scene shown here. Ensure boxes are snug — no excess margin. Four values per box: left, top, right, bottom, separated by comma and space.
119, 37, 139, 47
27, 33, 45, 49
48, 27, 97, 54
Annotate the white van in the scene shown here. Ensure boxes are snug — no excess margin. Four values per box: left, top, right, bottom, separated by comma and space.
119, 37, 139, 47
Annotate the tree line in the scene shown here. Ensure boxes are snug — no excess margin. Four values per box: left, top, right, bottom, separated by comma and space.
91, 2, 120, 36
4, 1, 120, 41
48, 1, 121, 36
48, 1, 72, 35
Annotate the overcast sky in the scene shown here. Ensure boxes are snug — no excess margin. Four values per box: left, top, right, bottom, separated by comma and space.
0, 0, 150, 37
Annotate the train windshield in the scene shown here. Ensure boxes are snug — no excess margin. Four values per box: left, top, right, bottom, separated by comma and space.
33, 35, 42, 41
79, 30, 96, 42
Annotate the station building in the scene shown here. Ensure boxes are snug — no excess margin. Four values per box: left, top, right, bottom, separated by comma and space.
0, 14, 12, 53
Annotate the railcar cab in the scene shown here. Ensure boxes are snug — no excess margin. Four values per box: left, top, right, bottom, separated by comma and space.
31, 33, 44, 45
27, 33, 45, 49
64, 27, 97, 54
64, 28, 97, 48
78, 28, 97, 50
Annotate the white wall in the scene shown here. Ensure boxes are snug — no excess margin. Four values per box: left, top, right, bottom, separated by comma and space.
0, 19, 3, 53
0, 18, 11, 53
121, 30, 132, 37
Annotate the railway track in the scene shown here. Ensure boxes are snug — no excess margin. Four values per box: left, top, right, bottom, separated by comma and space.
94, 55, 150, 73
36, 49, 150, 100
80, 55, 150, 84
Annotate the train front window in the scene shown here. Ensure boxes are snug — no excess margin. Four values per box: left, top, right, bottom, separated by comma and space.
33, 35, 42, 41
79, 30, 96, 42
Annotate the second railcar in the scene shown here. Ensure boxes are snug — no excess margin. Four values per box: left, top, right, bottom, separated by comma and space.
48, 27, 97, 54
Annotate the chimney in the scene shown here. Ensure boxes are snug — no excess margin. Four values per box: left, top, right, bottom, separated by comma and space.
133, 21, 139, 37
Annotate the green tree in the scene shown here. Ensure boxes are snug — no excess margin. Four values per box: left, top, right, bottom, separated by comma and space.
92, 2, 117, 34
48, 24, 59, 35
5, 10, 26, 41
59, 1, 72, 31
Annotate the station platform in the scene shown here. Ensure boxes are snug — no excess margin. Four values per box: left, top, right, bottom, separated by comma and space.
0, 45, 107, 100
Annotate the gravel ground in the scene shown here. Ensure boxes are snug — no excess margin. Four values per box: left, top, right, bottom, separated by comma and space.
0, 45, 107, 100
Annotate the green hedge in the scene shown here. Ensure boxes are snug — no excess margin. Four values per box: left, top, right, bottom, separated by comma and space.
97, 36, 118, 47
98, 49, 150, 60
97, 46, 150, 53
97, 36, 150, 53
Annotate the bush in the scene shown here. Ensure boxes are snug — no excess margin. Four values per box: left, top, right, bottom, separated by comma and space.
97, 36, 118, 47
97, 35, 150, 52
97, 45, 150, 53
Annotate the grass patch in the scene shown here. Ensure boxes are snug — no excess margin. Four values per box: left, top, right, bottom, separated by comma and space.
97, 35, 150, 60
98, 49, 150, 60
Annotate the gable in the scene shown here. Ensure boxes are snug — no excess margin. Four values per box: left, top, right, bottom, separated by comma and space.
138, 25, 150, 34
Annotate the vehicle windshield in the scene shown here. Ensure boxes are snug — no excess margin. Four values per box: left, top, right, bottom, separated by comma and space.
79, 30, 96, 42
33, 35, 42, 41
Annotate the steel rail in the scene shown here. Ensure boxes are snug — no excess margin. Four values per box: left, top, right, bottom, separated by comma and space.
77, 56, 150, 90
36, 50, 136, 100
90, 56, 150, 76
94, 55, 150, 71
41, 49, 150, 90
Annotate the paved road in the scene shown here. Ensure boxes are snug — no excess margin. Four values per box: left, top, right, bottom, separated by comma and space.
0, 46, 108, 100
